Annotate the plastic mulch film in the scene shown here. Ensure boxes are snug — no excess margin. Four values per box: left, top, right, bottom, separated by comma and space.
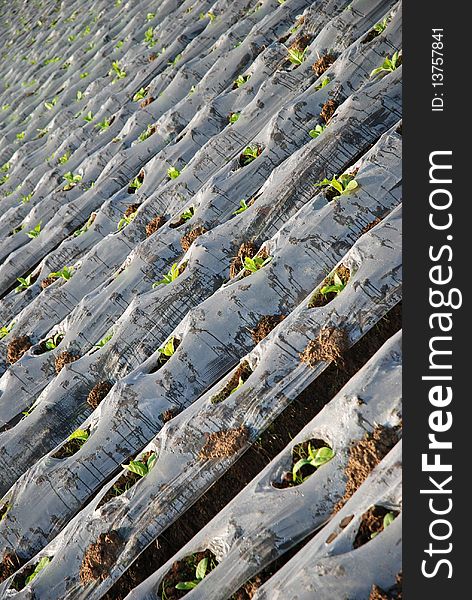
125, 332, 402, 599
0, 202, 401, 598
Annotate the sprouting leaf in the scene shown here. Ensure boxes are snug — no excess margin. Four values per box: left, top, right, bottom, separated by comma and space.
195, 557, 209, 580
68, 429, 89, 442
123, 460, 148, 477
25, 557, 50, 585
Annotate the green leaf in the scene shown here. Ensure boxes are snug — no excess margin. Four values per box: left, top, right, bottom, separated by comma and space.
311, 446, 335, 467
383, 511, 396, 528
292, 458, 312, 478
195, 557, 209, 580
123, 460, 148, 477
68, 429, 89, 442
159, 337, 175, 357
146, 453, 157, 472
330, 178, 343, 193
345, 180, 359, 192
175, 581, 198, 590
25, 556, 50, 585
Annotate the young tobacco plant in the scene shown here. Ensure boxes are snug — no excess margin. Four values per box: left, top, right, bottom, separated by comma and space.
133, 87, 148, 102
44, 333, 64, 350
309, 124, 326, 138
95, 117, 112, 132
233, 199, 249, 215
158, 337, 177, 361
315, 76, 330, 90
152, 263, 181, 287
144, 27, 157, 48
315, 173, 359, 199
15, 274, 34, 293
244, 255, 272, 273
25, 557, 51, 585
73, 212, 96, 237
138, 124, 156, 142
175, 558, 211, 591
123, 453, 157, 477
287, 47, 307, 66
292, 444, 334, 483
117, 210, 137, 231
240, 144, 261, 166
320, 271, 345, 297
63, 172, 82, 190
0, 321, 15, 339
228, 112, 240, 124
58, 151, 70, 165
370, 51, 401, 77
26, 222, 42, 238
48, 266, 74, 281
110, 60, 126, 81
234, 74, 250, 88
167, 166, 180, 179
95, 331, 113, 348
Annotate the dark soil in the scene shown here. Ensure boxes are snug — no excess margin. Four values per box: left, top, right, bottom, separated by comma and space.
308, 265, 350, 307
333, 424, 401, 514
199, 426, 249, 460
210, 361, 252, 404
320, 98, 338, 123
229, 242, 257, 279
103, 304, 401, 600
87, 381, 113, 410
362, 27, 382, 44
97, 452, 154, 509
361, 216, 382, 234
251, 314, 285, 344
149, 53, 158, 61
124, 203, 140, 217
0, 552, 22, 585
272, 438, 330, 488
9, 558, 46, 592
312, 53, 335, 77
370, 572, 402, 600
140, 96, 154, 108
180, 226, 206, 252
300, 326, 348, 367
353, 505, 398, 548
40, 276, 57, 289
6, 335, 32, 364
54, 350, 79, 374
288, 35, 311, 53
396, 122, 402, 135
52, 431, 89, 459
158, 550, 217, 600
145, 215, 166, 237
80, 531, 123, 585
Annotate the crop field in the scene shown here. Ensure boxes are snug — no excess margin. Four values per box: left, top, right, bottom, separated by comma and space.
0, 0, 402, 598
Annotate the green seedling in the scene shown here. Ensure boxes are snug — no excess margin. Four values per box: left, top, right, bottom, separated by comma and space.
48, 266, 74, 281
175, 558, 210, 591
370, 51, 401, 77
168, 53, 182, 67
26, 222, 42, 239
0, 173, 8, 186
128, 176, 143, 191
95, 118, 112, 131
95, 331, 113, 348
44, 97, 57, 110
315, 173, 359, 199
80, 71, 89, 78
292, 444, 334, 483
58, 151, 70, 165
320, 271, 346, 297
180, 208, 194, 222
16, 131, 25, 140
123, 453, 157, 477
117, 210, 137, 231
240, 144, 261, 166
167, 166, 180, 179
1, 162, 10, 173
73, 212, 96, 237
229, 112, 240, 124
35, 127, 49, 139
133, 87, 148, 102
234, 74, 250, 88
146, 12, 155, 21
144, 27, 157, 48
0, 321, 15, 339
152, 263, 180, 287
25, 557, 50, 585
115, 40, 124, 49
63, 172, 82, 190
371, 511, 396, 539
229, 376, 245, 395
138, 124, 156, 142
83, 111, 94, 123
110, 60, 126, 80
44, 333, 64, 350
76, 90, 84, 102
243, 255, 272, 273
315, 77, 330, 91
15, 274, 34, 293
21, 193, 33, 204
158, 337, 177, 362
233, 199, 249, 215
373, 17, 388, 34
309, 124, 326, 138
287, 47, 307, 66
